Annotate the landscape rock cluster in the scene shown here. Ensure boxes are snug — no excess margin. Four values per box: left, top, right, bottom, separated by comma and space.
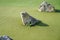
20, 1, 55, 26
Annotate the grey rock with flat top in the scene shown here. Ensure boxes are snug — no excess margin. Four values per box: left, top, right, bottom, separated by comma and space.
20, 11, 39, 26
0, 35, 13, 40
38, 1, 55, 12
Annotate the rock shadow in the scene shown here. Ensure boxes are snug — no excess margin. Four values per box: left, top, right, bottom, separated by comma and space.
37, 21, 49, 26
55, 9, 60, 13
31, 20, 49, 27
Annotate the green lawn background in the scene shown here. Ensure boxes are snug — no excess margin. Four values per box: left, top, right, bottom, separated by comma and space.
0, 0, 60, 40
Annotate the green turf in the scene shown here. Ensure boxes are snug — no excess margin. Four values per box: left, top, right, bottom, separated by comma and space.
0, 0, 60, 40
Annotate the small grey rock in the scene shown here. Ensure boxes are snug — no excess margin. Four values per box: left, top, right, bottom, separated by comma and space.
38, 1, 55, 12
20, 11, 39, 26
0, 35, 13, 40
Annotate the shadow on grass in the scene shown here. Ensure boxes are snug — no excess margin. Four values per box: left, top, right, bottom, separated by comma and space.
37, 21, 49, 26
55, 9, 60, 13
31, 20, 49, 27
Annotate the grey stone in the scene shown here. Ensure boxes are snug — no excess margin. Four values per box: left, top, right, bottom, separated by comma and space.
20, 11, 39, 26
38, 1, 55, 12
0, 35, 13, 40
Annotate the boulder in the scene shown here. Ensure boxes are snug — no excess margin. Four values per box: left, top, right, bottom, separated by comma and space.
20, 11, 39, 26
0, 35, 13, 40
38, 1, 55, 12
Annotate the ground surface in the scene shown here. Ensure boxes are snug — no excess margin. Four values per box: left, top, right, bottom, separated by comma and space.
0, 0, 60, 40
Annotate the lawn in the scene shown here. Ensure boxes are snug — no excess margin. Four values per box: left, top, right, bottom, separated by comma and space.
0, 0, 60, 40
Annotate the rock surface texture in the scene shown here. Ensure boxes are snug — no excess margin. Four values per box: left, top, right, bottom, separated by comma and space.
0, 35, 13, 40
38, 1, 55, 12
20, 11, 39, 26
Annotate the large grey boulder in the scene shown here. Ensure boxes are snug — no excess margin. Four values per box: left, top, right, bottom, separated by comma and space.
20, 11, 39, 26
38, 1, 55, 12
0, 35, 13, 40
